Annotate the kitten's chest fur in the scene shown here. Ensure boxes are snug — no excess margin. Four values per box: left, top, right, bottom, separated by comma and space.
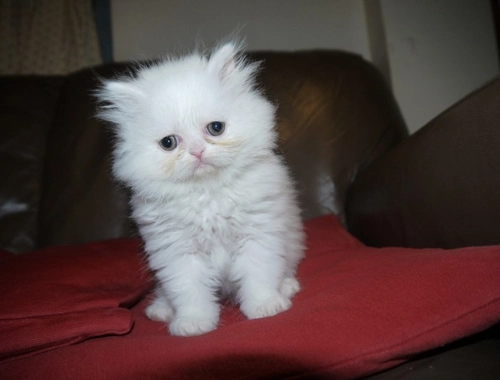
185, 188, 245, 252
133, 183, 247, 262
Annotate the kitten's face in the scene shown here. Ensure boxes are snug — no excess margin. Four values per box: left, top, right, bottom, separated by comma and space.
98, 43, 276, 188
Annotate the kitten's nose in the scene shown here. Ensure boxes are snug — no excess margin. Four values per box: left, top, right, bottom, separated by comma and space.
189, 147, 205, 160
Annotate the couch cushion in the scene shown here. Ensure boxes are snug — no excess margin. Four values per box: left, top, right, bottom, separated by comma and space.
250, 51, 408, 219
0, 76, 63, 253
1, 215, 500, 379
38, 66, 134, 248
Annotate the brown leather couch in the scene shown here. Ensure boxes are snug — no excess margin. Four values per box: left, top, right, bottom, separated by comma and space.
1, 50, 499, 379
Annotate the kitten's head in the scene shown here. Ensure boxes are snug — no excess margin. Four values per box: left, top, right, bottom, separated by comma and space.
96, 42, 276, 195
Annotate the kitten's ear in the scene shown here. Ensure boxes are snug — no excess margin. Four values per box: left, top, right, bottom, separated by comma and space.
96, 79, 144, 125
207, 42, 241, 81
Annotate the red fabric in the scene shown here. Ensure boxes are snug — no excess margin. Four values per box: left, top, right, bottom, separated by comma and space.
2, 215, 500, 379
0, 239, 152, 361
0, 249, 10, 260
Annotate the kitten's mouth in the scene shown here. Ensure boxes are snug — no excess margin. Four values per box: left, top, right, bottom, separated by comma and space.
193, 158, 214, 171
190, 161, 218, 179
195, 162, 208, 169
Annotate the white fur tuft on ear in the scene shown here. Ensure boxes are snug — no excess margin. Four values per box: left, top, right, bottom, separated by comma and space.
207, 42, 242, 81
96, 79, 144, 125
99, 80, 144, 106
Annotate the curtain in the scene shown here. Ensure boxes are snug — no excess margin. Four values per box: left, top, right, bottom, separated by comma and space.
0, 0, 103, 75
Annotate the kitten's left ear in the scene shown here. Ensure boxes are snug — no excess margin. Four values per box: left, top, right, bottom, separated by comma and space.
208, 42, 241, 81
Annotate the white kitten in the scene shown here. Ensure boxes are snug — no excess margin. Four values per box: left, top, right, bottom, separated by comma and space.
97, 42, 305, 336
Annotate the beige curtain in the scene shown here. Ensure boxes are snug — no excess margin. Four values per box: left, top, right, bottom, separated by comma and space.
0, 0, 102, 75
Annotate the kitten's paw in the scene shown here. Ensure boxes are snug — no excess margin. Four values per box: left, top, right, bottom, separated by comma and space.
242, 294, 292, 319
280, 277, 301, 298
145, 297, 174, 322
169, 316, 218, 337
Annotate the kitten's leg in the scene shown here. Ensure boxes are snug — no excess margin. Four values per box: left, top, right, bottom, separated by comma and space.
280, 231, 304, 299
232, 240, 295, 319
280, 277, 301, 299
155, 253, 220, 337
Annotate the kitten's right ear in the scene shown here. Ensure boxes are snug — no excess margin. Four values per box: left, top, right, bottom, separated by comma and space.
96, 79, 144, 125
207, 42, 241, 81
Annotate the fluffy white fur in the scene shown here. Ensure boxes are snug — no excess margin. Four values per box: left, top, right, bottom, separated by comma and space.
96, 42, 305, 336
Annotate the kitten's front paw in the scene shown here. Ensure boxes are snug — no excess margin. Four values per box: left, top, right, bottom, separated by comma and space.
145, 297, 174, 322
242, 294, 292, 319
280, 277, 301, 299
169, 316, 218, 337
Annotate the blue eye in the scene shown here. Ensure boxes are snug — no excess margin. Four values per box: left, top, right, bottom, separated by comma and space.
159, 135, 178, 151
207, 121, 225, 136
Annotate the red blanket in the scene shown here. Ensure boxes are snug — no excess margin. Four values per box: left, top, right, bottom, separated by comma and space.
1, 215, 500, 379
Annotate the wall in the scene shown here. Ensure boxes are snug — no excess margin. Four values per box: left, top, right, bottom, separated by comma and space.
380, 0, 499, 133
111, 0, 370, 61
111, 0, 499, 133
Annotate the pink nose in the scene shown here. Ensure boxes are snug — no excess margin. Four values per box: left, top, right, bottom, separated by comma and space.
189, 148, 205, 159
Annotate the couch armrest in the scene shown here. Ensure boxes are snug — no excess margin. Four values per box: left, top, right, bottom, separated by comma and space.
346, 76, 500, 249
